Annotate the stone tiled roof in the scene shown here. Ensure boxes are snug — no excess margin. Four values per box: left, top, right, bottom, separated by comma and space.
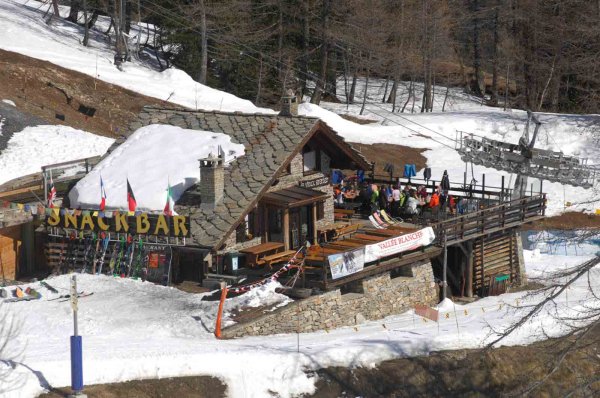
132, 106, 329, 249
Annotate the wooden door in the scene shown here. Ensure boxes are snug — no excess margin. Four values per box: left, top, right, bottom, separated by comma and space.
0, 225, 22, 280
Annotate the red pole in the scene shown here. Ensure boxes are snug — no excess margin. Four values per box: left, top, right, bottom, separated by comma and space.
214, 287, 228, 339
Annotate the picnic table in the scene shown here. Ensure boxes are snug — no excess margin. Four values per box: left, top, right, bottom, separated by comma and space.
317, 222, 355, 242
240, 242, 285, 267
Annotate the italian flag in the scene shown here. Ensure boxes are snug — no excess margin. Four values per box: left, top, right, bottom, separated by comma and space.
164, 181, 175, 216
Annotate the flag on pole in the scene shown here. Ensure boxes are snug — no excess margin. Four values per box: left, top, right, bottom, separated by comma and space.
126, 179, 137, 212
47, 173, 56, 208
99, 175, 107, 211
163, 180, 174, 216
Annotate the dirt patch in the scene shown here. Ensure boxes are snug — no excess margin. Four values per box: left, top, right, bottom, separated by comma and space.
350, 142, 429, 176
310, 324, 600, 398
0, 49, 168, 138
39, 375, 226, 398
525, 211, 600, 230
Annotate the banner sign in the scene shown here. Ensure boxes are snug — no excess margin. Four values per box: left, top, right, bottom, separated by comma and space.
364, 227, 435, 263
299, 176, 330, 189
328, 247, 365, 280
45, 210, 190, 237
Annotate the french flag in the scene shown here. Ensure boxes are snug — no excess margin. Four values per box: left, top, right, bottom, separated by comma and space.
99, 176, 107, 211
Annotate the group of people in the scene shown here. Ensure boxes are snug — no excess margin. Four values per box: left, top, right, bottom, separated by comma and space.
366, 182, 457, 218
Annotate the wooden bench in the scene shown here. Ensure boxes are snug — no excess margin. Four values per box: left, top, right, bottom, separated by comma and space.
332, 223, 360, 240
240, 242, 285, 267
257, 250, 297, 268
334, 208, 355, 221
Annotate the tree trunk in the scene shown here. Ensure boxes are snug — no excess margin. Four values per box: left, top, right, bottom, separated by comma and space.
68, 0, 81, 23
360, 69, 370, 115
442, 85, 449, 112
277, 0, 284, 81
256, 54, 263, 105
82, 0, 89, 46
349, 73, 357, 103
471, 0, 484, 97
328, 50, 337, 99
47, 0, 61, 25
490, 7, 499, 106
301, 0, 310, 97
199, 0, 207, 85
310, 0, 330, 104
401, 79, 413, 113
382, 77, 390, 103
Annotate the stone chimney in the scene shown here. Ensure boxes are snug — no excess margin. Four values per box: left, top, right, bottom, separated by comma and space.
199, 151, 224, 209
279, 89, 298, 117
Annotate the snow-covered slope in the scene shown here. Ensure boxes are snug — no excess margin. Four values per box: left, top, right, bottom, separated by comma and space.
69, 125, 245, 211
0, 125, 113, 185
2, 1, 598, 216
1, 246, 598, 398
0, 0, 272, 114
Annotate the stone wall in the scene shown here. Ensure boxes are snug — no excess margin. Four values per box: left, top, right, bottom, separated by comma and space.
221, 259, 438, 338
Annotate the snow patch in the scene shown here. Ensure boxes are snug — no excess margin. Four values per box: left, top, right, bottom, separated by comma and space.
69, 124, 245, 211
0, 125, 114, 185
2, 99, 16, 107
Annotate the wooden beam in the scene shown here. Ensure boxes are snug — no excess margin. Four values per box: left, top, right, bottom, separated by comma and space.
283, 208, 290, 250
466, 241, 473, 297
311, 203, 317, 244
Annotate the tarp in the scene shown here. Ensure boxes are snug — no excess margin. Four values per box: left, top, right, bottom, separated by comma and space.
364, 227, 436, 263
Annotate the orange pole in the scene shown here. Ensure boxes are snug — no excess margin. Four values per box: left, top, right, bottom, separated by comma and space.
214, 287, 228, 338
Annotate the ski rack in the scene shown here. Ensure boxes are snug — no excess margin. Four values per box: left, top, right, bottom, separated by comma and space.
47, 227, 187, 247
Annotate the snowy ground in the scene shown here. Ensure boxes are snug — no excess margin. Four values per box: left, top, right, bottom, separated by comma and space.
0, 125, 113, 185
1, 234, 598, 398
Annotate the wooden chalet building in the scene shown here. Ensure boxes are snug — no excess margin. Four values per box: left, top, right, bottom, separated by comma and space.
128, 102, 372, 281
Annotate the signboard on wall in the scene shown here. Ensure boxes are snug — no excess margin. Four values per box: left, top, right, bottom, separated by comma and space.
328, 247, 365, 280
299, 176, 330, 189
143, 243, 172, 285
364, 227, 436, 263
45, 210, 190, 237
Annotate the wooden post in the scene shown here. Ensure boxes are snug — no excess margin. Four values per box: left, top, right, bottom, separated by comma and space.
311, 203, 318, 244
283, 208, 290, 250
479, 237, 485, 296
466, 241, 473, 297
501, 175, 505, 202
262, 205, 269, 242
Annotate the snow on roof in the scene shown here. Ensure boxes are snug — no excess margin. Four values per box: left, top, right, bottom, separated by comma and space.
0, 125, 114, 186
69, 124, 245, 212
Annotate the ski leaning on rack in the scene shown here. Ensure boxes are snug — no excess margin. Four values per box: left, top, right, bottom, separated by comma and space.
131, 237, 144, 279
108, 239, 120, 276
90, 233, 101, 274
96, 236, 110, 275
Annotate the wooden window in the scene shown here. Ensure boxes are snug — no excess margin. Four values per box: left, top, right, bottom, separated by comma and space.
317, 201, 325, 220
302, 145, 321, 174
236, 210, 256, 243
